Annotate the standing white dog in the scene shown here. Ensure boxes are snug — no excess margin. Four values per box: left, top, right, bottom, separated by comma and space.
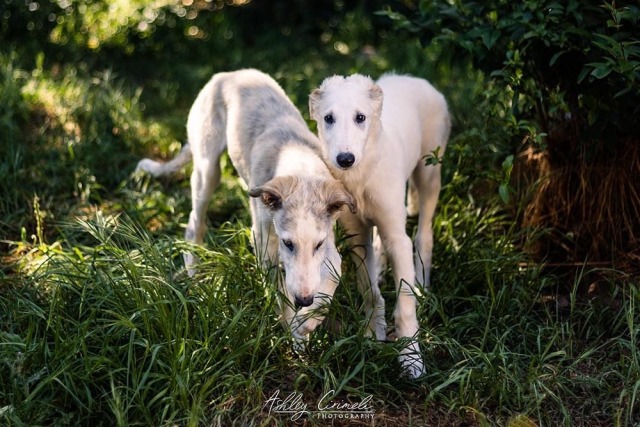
137, 69, 356, 342
309, 73, 450, 378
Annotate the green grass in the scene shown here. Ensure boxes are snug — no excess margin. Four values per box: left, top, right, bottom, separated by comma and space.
1, 5, 640, 425
3, 177, 639, 425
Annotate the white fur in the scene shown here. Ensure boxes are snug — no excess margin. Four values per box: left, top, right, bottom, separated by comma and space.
310, 73, 451, 378
137, 69, 356, 343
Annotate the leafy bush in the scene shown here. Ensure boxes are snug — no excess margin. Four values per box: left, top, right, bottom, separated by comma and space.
384, 0, 639, 142
384, 0, 640, 268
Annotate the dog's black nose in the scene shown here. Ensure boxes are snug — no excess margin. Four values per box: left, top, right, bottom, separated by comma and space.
336, 152, 355, 168
295, 295, 314, 308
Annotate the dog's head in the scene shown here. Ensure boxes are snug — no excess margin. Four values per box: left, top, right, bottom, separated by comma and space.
309, 74, 383, 170
249, 176, 356, 308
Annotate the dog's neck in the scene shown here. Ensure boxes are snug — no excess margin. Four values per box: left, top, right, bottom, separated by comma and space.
275, 143, 333, 180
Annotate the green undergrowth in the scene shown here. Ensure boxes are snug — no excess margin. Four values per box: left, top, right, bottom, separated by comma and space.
2, 171, 639, 425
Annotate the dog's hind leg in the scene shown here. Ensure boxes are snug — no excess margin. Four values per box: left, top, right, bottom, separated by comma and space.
413, 104, 450, 288
184, 157, 222, 274
183, 107, 226, 274
411, 163, 441, 289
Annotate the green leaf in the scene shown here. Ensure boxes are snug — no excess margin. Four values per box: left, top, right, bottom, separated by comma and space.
424, 146, 443, 166
482, 29, 500, 50
502, 154, 514, 174
499, 183, 510, 204
577, 66, 591, 83
590, 64, 613, 79
549, 51, 564, 67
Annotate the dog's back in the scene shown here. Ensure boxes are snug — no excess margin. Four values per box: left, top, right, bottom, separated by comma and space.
376, 74, 449, 159
189, 69, 325, 189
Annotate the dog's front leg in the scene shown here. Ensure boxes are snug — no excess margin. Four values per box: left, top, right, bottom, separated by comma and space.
340, 214, 387, 340
289, 243, 341, 349
275, 286, 307, 352
288, 298, 327, 353
377, 220, 425, 379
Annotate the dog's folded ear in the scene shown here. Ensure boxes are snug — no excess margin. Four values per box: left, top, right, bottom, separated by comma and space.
249, 186, 282, 210
324, 180, 357, 216
369, 82, 384, 118
249, 176, 299, 211
369, 83, 383, 102
309, 88, 322, 119
309, 75, 346, 120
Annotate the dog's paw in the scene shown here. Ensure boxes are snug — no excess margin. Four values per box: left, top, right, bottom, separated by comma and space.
362, 317, 387, 341
293, 314, 322, 336
291, 333, 309, 354
399, 342, 426, 379
183, 253, 199, 277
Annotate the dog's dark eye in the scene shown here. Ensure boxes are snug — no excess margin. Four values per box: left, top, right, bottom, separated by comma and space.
282, 239, 294, 252
355, 113, 366, 124
314, 240, 324, 253
324, 114, 335, 125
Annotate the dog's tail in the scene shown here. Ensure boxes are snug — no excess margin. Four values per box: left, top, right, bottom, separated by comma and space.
136, 144, 192, 177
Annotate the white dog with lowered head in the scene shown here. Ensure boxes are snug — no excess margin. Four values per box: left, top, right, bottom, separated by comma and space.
309, 73, 450, 378
137, 69, 356, 342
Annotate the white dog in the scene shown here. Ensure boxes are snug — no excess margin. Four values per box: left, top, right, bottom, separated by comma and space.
309, 73, 450, 378
137, 69, 356, 341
